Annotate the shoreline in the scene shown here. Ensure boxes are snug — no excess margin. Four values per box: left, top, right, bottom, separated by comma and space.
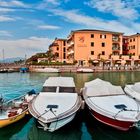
1, 64, 140, 73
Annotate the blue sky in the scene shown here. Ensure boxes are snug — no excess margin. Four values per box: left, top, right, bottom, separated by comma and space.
0, 0, 140, 59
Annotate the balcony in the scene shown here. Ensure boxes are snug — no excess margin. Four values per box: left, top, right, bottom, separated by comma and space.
67, 41, 74, 48
112, 37, 120, 42
112, 46, 120, 51
67, 50, 74, 55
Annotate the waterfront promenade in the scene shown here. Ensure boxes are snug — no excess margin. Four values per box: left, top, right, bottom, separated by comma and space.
29, 64, 140, 73
1, 63, 140, 73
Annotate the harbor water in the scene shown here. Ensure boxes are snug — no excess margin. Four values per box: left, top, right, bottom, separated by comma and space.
1, 72, 140, 140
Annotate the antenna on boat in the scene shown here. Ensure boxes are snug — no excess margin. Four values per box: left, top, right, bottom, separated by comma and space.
2, 49, 5, 63
24, 54, 27, 65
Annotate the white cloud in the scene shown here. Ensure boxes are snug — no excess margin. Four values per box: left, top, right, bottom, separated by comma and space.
0, 37, 53, 59
49, 8, 140, 34
37, 0, 70, 9
0, 7, 15, 13
0, 31, 12, 37
0, 15, 15, 22
85, 0, 140, 20
38, 25, 60, 30
37, 0, 60, 9
0, 0, 29, 8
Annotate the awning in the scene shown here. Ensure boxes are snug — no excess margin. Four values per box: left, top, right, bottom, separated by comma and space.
93, 60, 99, 63
121, 60, 126, 64
105, 60, 110, 63
116, 60, 121, 64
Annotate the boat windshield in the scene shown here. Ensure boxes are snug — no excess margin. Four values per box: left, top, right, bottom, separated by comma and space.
42, 87, 57, 92
59, 87, 75, 93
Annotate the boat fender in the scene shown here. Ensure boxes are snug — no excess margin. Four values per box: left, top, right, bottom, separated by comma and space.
17, 108, 23, 114
81, 100, 85, 110
79, 88, 83, 96
25, 94, 35, 102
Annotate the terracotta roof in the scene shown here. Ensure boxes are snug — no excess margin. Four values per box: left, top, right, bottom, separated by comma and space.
71, 29, 124, 35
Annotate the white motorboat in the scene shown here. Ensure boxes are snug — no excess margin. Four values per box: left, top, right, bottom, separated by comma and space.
82, 78, 140, 131
28, 77, 81, 132
124, 82, 140, 101
34, 67, 59, 73
77, 68, 93, 73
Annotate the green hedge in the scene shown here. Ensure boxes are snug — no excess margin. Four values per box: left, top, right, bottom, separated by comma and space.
31, 61, 74, 66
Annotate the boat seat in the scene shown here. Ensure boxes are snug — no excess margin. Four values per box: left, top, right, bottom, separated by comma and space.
47, 105, 58, 109
114, 104, 127, 110
8, 111, 17, 117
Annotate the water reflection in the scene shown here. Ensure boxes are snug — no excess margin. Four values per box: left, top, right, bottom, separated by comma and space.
84, 107, 140, 140
1, 72, 140, 140
28, 113, 82, 140
0, 116, 31, 140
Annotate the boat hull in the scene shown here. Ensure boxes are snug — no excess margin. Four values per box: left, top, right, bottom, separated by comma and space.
38, 113, 76, 132
89, 108, 135, 131
0, 110, 28, 128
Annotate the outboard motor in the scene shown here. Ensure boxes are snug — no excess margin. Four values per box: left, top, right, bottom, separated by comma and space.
28, 89, 36, 95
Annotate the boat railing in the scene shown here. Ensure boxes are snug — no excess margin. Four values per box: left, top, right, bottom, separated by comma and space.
28, 99, 46, 121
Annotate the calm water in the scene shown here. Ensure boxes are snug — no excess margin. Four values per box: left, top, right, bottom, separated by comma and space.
1, 72, 140, 140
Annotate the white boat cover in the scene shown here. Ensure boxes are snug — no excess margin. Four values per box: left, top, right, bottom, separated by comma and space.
87, 95, 140, 121
84, 78, 124, 97
124, 83, 140, 101
131, 82, 140, 93
43, 77, 75, 87
83, 78, 140, 121
31, 92, 80, 123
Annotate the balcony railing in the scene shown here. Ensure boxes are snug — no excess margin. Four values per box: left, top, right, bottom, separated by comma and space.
67, 50, 74, 55
112, 37, 120, 42
112, 46, 120, 50
67, 41, 74, 47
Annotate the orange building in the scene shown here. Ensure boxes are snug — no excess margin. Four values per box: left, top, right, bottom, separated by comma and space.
48, 30, 140, 66
67, 29, 123, 66
127, 33, 140, 57
49, 38, 67, 63
122, 36, 129, 55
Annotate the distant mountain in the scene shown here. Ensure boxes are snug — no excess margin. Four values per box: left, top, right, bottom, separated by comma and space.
0, 57, 24, 63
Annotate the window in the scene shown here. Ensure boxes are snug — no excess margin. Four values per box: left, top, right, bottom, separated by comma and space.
102, 51, 105, 55
133, 38, 135, 41
91, 42, 94, 47
100, 34, 106, 39
63, 53, 66, 59
63, 41, 66, 46
130, 39, 132, 42
133, 45, 135, 49
63, 47, 66, 52
57, 47, 59, 51
91, 34, 94, 38
56, 53, 59, 57
91, 51, 94, 55
102, 42, 105, 47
